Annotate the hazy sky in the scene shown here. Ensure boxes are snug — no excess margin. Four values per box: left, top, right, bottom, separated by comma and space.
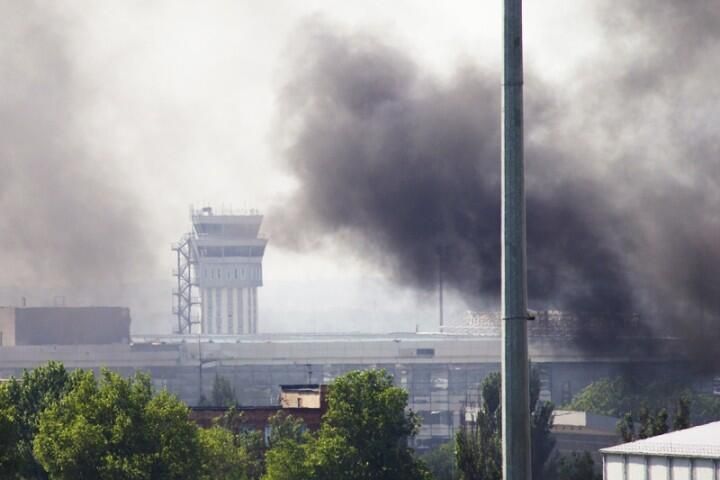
41, 0, 598, 277
76, 0, 596, 222
5, 1, 719, 340
1, 1, 598, 290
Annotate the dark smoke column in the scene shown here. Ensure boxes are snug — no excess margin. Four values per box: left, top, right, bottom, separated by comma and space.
501, 1, 531, 479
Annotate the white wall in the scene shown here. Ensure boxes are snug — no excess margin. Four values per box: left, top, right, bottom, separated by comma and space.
604, 455, 720, 480
648, 456, 669, 480
695, 460, 715, 480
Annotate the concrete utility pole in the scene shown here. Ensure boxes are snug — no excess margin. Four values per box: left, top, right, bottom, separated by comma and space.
501, 1, 531, 479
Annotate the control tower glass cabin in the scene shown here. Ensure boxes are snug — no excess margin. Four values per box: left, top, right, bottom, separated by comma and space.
192, 207, 267, 334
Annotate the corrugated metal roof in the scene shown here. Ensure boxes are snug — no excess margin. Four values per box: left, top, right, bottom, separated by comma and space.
601, 421, 720, 458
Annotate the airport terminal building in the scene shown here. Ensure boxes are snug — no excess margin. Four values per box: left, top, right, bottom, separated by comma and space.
0, 325, 686, 449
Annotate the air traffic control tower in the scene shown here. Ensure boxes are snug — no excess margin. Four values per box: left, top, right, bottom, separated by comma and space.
173, 207, 267, 335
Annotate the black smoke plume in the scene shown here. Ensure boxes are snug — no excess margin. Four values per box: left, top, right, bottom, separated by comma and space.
270, 7, 720, 363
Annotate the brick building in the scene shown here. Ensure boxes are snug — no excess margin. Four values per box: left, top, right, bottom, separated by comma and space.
190, 384, 327, 436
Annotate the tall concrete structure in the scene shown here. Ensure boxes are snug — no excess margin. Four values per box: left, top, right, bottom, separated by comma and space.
174, 207, 267, 334
194, 207, 267, 334
501, 1, 531, 479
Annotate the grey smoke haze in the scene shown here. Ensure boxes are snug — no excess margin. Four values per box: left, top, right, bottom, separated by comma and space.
0, 3, 153, 289
270, 5, 720, 358
2, 0, 719, 349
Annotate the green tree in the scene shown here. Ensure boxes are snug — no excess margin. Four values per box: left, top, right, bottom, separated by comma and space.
308, 434, 363, 480
263, 425, 314, 480
421, 442, 458, 480
688, 393, 720, 422
200, 426, 266, 480
317, 369, 430, 480
456, 373, 502, 480
531, 401, 556, 479
456, 408, 501, 480
268, 411, 306, 447
673, 396, 691, 431
212, 374, 237, 407
456, 370, 556, 480
565, 377, 635, 418
617, 413, 635, 442
33, 369, 202, 480
215, 405, 265, 478
200, 427, 247, 480
0, 399, 20, 478
263, 369, 430, 480
617, 406, 671, 442
216, 406, 248, 435
556, 451, 600, 480
652, 408, 670, 436
565, 375, 720, 427
263, 440, 312, 480
238, 431, 265, 480
637, 406, 651, 439
0, 361, 74, 479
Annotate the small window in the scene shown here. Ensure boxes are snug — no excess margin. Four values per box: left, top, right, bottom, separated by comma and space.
416, 348, 435, 357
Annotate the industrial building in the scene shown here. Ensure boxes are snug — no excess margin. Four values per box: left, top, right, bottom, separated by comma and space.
0, 306, 131, 346
601, 421, 720, 479
173, 207, 267, 335
0, 331, 688, 450
190, 384, 328, 437
552, 410, 620, 465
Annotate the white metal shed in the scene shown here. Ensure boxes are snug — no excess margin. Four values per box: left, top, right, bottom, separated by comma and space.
600, 421, 720, 480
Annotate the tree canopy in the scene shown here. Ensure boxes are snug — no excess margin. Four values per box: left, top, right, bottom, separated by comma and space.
421, 442, 458, 480
263, 369, 431, 480
33, 369, 202, 480
0, 361, 74, 479
556, 451, 601, 480
565, 375, 720, 425
455, 368, 556, 480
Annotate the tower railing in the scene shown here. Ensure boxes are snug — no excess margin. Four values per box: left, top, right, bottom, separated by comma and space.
172, 234, 199, 334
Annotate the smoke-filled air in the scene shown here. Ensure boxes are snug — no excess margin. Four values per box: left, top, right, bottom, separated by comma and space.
0, 3, 153, 288
2, 0, 720, 354
269, 2, 720, 358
